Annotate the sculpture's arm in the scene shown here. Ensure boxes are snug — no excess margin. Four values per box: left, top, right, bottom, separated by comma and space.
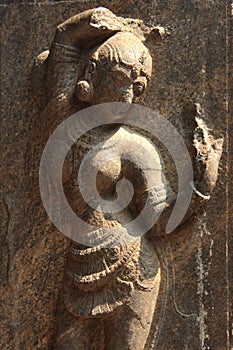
120, 119, 223, 238
121, 158, 172, 236
47, 7, 122, 100
120, 132, 171, 231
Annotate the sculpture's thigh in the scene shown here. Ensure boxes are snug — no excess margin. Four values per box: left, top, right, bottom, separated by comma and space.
53, 308, 104, 350
104, 285, 159, 350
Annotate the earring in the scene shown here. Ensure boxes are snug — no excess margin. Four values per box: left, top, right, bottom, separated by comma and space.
75, 80, 93, 102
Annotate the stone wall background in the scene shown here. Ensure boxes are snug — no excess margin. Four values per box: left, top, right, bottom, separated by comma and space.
1, 1, 232, 349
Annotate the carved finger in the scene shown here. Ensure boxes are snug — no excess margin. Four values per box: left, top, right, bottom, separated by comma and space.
212, 138, 224, 156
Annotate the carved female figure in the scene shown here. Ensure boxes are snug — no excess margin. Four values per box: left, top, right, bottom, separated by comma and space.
35, 7, 223, 350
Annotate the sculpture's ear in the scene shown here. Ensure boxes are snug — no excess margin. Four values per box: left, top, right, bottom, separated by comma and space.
75, 60, 97, 102
75, 80, 93, 102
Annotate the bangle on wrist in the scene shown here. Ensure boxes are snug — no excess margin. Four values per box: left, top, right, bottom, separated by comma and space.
50, 42, 82, 63
190, 181, 210, 200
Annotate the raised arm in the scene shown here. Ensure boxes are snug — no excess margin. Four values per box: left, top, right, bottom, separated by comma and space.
47, 8, 123, 101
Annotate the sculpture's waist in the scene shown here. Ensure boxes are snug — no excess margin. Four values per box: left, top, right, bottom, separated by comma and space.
63, 237, 160, 316
66, 239, 140, 291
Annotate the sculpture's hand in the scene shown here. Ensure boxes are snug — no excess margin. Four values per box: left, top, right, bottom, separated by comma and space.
150, 116, 223, 237
193, 116, 223, 197
54, 7, 123, 48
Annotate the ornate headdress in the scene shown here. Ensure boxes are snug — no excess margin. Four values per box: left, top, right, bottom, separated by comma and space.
92, 32, 152, 81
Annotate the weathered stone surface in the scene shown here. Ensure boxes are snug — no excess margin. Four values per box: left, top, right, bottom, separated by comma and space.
1, 1, 232, 349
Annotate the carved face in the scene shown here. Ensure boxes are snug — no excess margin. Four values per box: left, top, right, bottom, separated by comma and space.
76, 32, 152, 105
87, 61, 148, 104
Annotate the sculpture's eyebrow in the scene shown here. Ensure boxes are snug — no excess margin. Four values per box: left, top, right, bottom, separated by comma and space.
111, 65, 132, 80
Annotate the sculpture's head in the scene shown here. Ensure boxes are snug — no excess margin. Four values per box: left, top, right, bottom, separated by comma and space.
76, 32, 152, 104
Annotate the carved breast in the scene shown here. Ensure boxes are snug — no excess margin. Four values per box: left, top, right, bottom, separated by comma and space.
94, 156, 122, 195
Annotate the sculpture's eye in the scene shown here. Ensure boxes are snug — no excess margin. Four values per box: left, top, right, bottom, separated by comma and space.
114, 71, 132, 86
88, 62, 96, 75
133, 81, 145, 97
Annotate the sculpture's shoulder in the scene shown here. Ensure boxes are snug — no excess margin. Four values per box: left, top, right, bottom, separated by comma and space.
117, 125, 162, 163
118, 126, 159, 149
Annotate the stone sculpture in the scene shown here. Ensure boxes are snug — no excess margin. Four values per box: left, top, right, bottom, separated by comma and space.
34, 7, 223, 350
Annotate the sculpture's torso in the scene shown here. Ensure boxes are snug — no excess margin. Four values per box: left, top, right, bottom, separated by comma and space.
62, 125, 165, 316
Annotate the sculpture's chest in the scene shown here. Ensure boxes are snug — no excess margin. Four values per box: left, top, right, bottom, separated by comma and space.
63, 131, 122, 194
